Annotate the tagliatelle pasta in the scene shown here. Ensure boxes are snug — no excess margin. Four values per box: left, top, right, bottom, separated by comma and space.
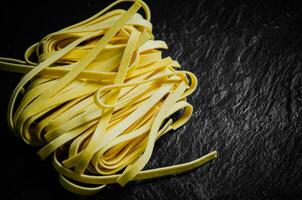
0, 0, 217, 196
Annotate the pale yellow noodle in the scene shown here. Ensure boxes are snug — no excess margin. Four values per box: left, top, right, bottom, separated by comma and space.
0, 0, 217, 195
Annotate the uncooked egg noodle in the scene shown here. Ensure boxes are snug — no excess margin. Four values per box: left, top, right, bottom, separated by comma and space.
0, 0, 217, 195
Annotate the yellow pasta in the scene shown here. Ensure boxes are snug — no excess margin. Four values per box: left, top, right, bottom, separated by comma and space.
0, 0, 217, 195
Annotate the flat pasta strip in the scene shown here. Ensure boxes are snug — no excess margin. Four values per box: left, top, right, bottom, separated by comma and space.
0, 0, 217, 196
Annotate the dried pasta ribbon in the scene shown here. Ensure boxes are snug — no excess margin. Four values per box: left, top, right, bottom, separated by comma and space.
0, 0, 217, 195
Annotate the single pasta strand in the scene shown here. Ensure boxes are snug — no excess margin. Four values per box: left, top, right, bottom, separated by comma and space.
0, 0, 217, 196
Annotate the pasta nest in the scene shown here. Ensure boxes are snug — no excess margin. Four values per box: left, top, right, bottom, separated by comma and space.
0, 0, 217, 195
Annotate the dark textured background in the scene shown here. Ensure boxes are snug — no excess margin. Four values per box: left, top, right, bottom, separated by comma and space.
0, 0, 301, 199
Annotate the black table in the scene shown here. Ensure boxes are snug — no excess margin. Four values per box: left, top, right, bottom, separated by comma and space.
0, 0, 301, 199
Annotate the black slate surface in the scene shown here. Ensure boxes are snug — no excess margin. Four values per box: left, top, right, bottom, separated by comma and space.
0, 0, 301, 199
